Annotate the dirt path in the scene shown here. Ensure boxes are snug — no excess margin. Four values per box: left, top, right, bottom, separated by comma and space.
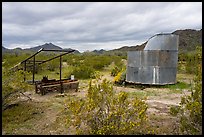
100, 73, 191, 116
74, 72, 192, 116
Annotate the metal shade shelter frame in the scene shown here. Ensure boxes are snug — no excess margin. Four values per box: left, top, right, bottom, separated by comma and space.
20, 48, 75, 93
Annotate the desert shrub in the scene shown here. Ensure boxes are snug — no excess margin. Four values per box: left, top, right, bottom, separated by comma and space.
83, 55, 112, 70
185, 54, 195, 74
185, 47, 202, 74
178, 46, 202, 74
45, 60, 59, 71
35, 54, 60, 72
64, 54, 125, 80
65, 78, 152, 135
2, 69, 32, 111
113, 68, 126, 85
177, 53, 186, 73
71, 65, 95, 79
2, 53, 34, 70
66, 54, 83, 67
110, 59, 125, 77
110, 66, 121, 76
66, 54, 123, 71
177, 61, 185, 73
170, 46, 202, 135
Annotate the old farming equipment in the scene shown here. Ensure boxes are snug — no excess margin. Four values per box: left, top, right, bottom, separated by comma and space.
35, 76, 79, 95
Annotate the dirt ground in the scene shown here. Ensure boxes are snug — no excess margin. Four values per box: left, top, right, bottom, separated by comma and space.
2, 72, 193, 135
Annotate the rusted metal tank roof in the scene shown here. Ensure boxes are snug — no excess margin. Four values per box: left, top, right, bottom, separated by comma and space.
144, 33, 179, 51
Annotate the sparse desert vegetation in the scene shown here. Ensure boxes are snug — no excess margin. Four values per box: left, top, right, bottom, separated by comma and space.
2, 45, 202, 135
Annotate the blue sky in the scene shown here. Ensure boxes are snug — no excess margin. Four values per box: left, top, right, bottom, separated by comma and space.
2, 2, 202, 52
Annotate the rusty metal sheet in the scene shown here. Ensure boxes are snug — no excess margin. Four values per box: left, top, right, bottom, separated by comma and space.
142, 51, 160, 66
158, 67, 177, 84
127, 50, 178, 68
127, 51, 141, 67
139, 66, 157, 84
126, 34, 178, 85
126, 66, 177, 85
126, 66, 159, 84
159, 51, 178, 67
126, 66, 140, 83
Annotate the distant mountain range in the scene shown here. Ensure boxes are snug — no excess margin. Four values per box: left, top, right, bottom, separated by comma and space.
2, 29, 202, 54
2, 43, 80, 54
172, 29, 202, 52
110, 41, 147, 52
24, 43, 62, 51
111, 29, 202, 53
92, 49, 106, 54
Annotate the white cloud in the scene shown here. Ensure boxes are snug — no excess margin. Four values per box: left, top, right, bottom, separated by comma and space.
2, 2, 202, 52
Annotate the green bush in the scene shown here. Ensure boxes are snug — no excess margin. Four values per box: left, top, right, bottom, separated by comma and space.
2, 69, 31, 111
64, 54, 124, 79
178, 46, 202, 74
2, 53, 33, 69
65, 78, 152, 135
46, 60, 59, 71
170, 46, 202, 135
71, 65, 95, 79
66, 54, 123, 72
83, 55, 112, 70
110, 59, 125, 77
185, 54, 195, 74
185, 47, 202, 74
110, 66, 121, 76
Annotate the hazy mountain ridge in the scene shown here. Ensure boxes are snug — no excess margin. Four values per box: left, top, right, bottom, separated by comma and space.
2, 43, 80, 54
92, 49, 106, 54
110, 41, 147, 52
172, 29, 202, 52
2, 29, 202, 54
112, 29, 202, 53
24, 43, 62, 52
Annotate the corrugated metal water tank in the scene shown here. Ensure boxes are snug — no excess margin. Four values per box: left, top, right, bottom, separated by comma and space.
126, 34, 179, 85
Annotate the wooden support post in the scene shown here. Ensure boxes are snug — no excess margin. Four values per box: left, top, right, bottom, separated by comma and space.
33, 56, 35, 84
24, 61, 26, 82
60, 56, 63, 93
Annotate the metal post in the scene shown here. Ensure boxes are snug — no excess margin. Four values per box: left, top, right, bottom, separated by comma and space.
24, 61, 26, 82
33, 56, 35, 84
60, 56, 63, 93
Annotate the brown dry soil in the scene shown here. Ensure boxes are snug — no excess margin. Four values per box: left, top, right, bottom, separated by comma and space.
2, 72, 193, 135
